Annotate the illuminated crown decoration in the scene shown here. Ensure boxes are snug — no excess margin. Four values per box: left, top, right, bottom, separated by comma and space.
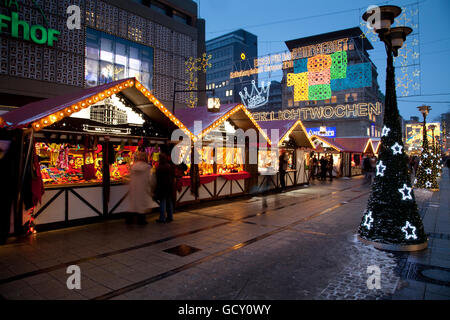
239, 80, 271, 110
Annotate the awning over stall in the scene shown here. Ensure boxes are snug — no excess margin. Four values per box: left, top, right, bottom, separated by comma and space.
0, 78, 191, 139
258, 119, 315, 149
311, 136, 375, 154
174, 103, 270, 143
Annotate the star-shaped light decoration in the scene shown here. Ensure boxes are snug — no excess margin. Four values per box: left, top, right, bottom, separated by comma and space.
362, 211, 374, 230
426, 168, 432, 175
398, 184, 413, 200
423, 154, 428, 158
391, 142, 403, 155
376, 161, 386, 177
401, 221, 418, 240
381, 126, 391, 137
425, 181, 432, 188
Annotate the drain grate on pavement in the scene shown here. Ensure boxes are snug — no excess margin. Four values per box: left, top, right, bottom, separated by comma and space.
163, 244, 201, 257
401, 262, 450, 287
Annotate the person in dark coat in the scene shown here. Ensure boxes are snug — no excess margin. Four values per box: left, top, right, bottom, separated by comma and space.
327, 155, 334, 182
319, 156, 328, 181
279, 151, 288, 192
155, 153, 175, 223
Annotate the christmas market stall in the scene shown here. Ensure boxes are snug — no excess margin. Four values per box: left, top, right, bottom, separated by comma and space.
172, 103, 270, 204
0, 78, 186, 234
257, 119, 315, 191
311, 136, 375, 177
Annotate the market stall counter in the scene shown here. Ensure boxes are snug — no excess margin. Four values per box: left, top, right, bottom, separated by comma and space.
172, 103, 270, 204
257, 119, 315, 192
311, 136, 376, 177
0, 78, 186, 234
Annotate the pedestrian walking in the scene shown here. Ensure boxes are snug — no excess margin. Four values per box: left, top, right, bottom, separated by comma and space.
155, 153, 175, 223
446, 156, 450, 179
362, 155, 371, 184
327, 154, 334, 182
319, 156, 328, 181
126, 152, 155, 225
368, 154, 377, 184
279, 151, 288, 192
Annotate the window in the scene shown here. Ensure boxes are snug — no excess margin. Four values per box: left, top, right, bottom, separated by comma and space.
331, 96, 337, 103
352, 93, 358, 101
85, 28, 154, 90
367, 128, 370, 136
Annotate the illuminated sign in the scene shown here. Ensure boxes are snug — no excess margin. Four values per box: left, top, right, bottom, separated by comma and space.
0, 2, 60, 47
239, 80, 271, 109
252, 102, 382, 121
287, 51, 372, 102
405, 122, 441, 153
307, 127, 336, 137
82, 124, 131, 135
230, 38, 352, 79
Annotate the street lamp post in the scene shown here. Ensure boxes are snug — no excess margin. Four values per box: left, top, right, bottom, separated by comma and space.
358, 5, 428, 251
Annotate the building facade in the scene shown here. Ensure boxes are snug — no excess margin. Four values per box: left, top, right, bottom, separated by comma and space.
206, 29, 257, 105
271, 27, 384, 138
0, 0, 205, 114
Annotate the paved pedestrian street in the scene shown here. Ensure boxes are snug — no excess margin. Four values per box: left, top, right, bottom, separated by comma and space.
0, 172, 449, 300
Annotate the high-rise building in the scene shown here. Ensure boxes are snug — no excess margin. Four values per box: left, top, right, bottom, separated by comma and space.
206, 29, 258, 105
0, 0, 205, 113
277, 27, 384, 138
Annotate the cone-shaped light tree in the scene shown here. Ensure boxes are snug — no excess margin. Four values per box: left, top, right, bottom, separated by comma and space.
359, 6, 427, 250
416, 120, 439, 190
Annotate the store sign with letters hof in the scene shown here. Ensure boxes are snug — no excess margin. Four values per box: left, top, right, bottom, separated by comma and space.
0, 0, 61, 47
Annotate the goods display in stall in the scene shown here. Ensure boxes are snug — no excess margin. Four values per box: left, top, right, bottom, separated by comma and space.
257, 119, 316, 188
0, 78, 185, 233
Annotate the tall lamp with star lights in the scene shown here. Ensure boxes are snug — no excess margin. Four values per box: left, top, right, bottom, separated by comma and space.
359, 5, 427, 251
415, 106, 439, 191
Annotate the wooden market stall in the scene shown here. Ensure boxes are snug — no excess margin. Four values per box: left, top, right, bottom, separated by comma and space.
0, 78, 185, 233
172, 103, 270, 204
257, 119, 315, 191
311, 136, 375, 177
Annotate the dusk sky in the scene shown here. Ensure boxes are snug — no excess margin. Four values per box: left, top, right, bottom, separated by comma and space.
196, 0, 450, 122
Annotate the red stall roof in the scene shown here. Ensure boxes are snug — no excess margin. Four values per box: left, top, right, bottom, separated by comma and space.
312, 136, 375, 153
174, 103, 270, 143
0, 78, 192, 139
258, 119, 315, 148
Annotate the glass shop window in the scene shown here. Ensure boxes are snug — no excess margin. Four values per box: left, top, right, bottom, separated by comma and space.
85, 28, 154, 90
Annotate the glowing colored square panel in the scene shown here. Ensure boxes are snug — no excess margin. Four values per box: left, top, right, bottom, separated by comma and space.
345, 63, 372, 88
293, 58, 308, 74
308, 69, 331, 86
308, 84, 331, 101
330, 51, 348, 79
287, 72, 309, 101
307, 54, 332, 73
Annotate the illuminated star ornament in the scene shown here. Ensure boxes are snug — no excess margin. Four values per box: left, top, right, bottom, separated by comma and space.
381, 126, 391, 137
391, 142, 403, 155
426, 168, 432, 175
401, 221, 418, 240
362, 211, 374, 230
398, 184, 413, 200
425, 181, 432, 188
423, 154, 428, 158
376, 161, 386, 177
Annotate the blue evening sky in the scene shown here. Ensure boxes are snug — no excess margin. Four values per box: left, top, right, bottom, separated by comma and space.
195, 0, 450, 122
